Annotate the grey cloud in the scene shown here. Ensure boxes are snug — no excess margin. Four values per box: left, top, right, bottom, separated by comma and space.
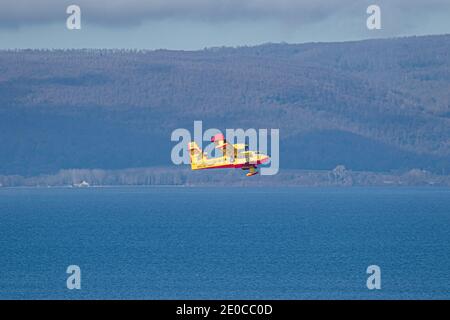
0, 0, 449, 29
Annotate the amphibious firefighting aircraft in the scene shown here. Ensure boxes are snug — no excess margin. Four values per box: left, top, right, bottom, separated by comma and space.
188, 133, 270, 177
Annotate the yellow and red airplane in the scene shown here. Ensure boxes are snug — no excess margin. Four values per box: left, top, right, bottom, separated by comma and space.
188, 133, 270, 176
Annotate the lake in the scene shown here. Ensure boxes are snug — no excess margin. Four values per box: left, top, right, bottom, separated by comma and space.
0, 187, 449, 299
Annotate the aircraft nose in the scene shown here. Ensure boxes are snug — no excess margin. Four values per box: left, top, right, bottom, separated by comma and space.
261, 154, 270, 163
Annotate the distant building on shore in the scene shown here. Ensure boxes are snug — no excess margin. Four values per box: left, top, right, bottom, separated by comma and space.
73, 181, 90, 188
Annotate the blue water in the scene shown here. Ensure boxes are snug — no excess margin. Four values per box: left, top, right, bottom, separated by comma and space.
0, 187, 449, 299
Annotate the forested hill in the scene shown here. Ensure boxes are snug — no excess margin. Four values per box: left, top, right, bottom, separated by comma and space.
0, 34, 449, 176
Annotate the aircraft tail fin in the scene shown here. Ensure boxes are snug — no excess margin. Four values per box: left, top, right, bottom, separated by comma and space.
188, 142, 204, 169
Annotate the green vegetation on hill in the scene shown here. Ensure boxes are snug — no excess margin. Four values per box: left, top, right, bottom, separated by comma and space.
0, 35, 449, 176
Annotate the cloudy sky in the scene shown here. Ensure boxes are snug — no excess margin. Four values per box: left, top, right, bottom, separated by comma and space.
0, 0, 449, 49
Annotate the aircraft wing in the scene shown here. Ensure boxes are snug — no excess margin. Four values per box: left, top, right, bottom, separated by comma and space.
211, 133, 250, 160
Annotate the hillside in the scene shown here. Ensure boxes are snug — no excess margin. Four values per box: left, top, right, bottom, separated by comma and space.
0, 35, 449, 176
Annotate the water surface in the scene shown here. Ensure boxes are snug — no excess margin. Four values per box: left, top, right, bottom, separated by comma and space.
0, 187, 449, 299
